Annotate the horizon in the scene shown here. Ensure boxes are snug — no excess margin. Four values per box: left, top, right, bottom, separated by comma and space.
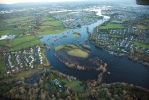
0, 0, 136, 4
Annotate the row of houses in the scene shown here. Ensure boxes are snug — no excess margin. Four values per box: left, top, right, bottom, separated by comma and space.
4, 45, 43, 74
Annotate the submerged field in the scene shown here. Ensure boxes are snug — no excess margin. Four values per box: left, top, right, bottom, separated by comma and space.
55, 44, 88, 58
72, 32, 81, 38
133, 41, 149, 49
99, 23, 125, 29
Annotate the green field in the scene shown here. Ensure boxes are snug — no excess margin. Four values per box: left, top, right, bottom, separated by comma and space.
73, 32, 81, 38
55, 45, 65, 51
55, 44, 89, 58
0, 29, 25, 35
9, 40, 41, 51
0, 61, 6, 75
8, 36, 36, 47
43, 21, 63, 27
37, 26, 68, 35
0, 29, 13, 35
100, 23, 125, 29
109, 34, 123, 38
133, 41, 149, 49
136, 25, 149, 30
0, 40, 7, 45
68, 49, 88, 58
59, 79, 84, 92
3, 16, 34, 23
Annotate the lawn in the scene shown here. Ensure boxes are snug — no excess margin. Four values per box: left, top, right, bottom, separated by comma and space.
43, 21, 63, 27
0, 29, 13, 35
9, 40, 41, 51
133, 41, 149, 49
0, 29, 24, 36
109, 34, 123, 38
55, 44, 89, 58
8, 35, 36, 47
136, 25, 149, 30
42, 17, 55, 21
55, 45, 65, 51
59, 79, 85, 92
67, 49, 88, 58
0, 40, 7, 45
0, 61, 6, 75
100, 23, 125, 29
73, 32, 81, 38
0, 68, 41, 82
4, 16, 34, 23
37, 27, 68, 35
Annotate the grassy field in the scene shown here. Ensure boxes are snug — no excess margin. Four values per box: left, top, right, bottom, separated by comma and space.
109, 34, 123, 38
8, 35, 35, 47
3, 16, 34, 23
55, 45, 65, 51
0, 68, 41, 82
68, 49, 88, 58
133, 41, 149, 49
37, 27, 68, 35
9, 40, 41, 51
0, 40, 7, 45
73, 32, 81, 38
136, 25, 149, 30
59, 79, 84, 92
0, 29, 13, 35
55, 44, 89, 58
100, 23, 125, 29
0, 61, 6, 75
43, 21, 63, 27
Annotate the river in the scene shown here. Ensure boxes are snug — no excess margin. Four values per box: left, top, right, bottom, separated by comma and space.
40, 16, 149, 89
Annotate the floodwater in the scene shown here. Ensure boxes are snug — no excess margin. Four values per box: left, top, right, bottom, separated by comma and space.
39, 16, 149, 89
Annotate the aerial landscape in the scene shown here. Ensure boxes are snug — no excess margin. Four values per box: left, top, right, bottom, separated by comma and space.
0, 0, 149, 99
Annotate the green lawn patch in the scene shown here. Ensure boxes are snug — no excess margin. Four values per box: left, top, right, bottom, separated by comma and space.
0, 29, 13, 35
100, 23, 125, 29
55, 45, 65, 51
4, 16, 34, 23
43, 21, 63, 27
9, 39, 41, 51
59, 79, 84, 92
136, 24, 149, 29
109, 34, 123, 38
73, 32, 81, 38
37, 27, 68, 35
67, 49, 88, 58
55, 44, 89, 58
133, 41, 149, 49
0, 60, 6, 75
0, 40, 7, 45
8, 35, 35, 47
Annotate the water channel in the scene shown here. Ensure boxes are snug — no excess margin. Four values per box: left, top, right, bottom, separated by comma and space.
40, 16, 149, 89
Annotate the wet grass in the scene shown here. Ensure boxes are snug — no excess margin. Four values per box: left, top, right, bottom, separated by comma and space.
9, 40, 41, 51
73, 32, 81, 38
136, 24, 149, 30
0, 61, 6, 75
37, 27, 68, 35
8, 35, 36, 47
59, 79, 85, 92
55, 44, 89, 58
100, 23, 125, 29
43, 21, 63, 27
109, 34, 123, 38
133, 41, 149, 49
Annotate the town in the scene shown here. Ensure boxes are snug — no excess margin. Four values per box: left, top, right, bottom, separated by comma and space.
0, 1, 149, 100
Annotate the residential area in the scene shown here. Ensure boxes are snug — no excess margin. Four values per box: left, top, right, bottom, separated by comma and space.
90, 6, 149, 65
3, 45, 43, 74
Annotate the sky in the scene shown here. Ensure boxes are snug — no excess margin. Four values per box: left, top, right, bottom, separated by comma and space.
0, 0, 136, 4
0, 0, 82, 4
